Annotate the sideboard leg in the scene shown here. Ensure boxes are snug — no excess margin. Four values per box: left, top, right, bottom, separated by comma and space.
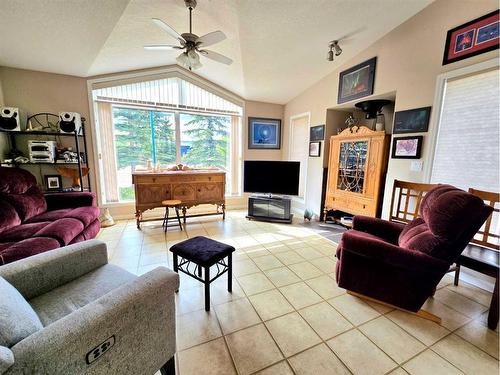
222, 203, 226, 220
182, 206, 187, 224
135, 210, 142, 229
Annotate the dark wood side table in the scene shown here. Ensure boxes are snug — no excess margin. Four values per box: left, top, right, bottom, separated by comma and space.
455, 244, 499, 330
169, 236, 234, 311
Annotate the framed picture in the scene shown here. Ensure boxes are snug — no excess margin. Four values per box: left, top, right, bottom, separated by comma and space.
338, 57, 377, 104
309, 142, 321, 157
393, 107, 431, 134
443, 10, 499, 65
44, 174, 62, 191
310, 124, 325, 141
248, 117, 281, 149
391, 136, 423, 159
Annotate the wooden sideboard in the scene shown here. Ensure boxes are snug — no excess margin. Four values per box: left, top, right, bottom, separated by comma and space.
132, 170, 226, 228
324, 126, 390, 220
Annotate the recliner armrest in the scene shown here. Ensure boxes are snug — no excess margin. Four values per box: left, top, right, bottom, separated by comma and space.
340, 230, 449, 274
44, 192, 96, 211
0, 240, 108, 299
9, 268, 179, 375
352, 215, 405, 245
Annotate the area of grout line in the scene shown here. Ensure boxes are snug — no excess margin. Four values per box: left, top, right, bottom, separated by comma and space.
101, 213, 497, 375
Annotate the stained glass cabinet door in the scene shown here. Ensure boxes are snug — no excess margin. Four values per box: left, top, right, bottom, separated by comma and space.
324, 126, 390, 219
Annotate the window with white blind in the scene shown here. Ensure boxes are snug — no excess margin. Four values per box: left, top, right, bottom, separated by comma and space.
92, 74, 242, 204
430, 68, 499, 192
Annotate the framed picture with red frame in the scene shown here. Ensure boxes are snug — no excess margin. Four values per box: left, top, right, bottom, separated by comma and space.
443, 10, 499, 65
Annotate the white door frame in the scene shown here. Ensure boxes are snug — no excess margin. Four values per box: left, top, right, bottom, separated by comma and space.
423, 58, 499, 183
288, 112, 311, 203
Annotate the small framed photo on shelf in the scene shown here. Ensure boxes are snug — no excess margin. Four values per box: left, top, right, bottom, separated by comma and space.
44, 175, 62, 191
338, 57, 377, 104
248, 117, 281, 149
391, 136, 423, 159
443, 10, 499, 65
309, 142, 321, 157
310, 124, 325, 141
393, 107, 431, 134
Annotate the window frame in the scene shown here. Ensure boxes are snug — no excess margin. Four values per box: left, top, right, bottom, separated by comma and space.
87, 66, 245, 207
424, 58, 499, 183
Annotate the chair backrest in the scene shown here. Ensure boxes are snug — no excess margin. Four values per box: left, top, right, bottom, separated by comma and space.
389, 179, 438, 224
399, 184, 494, 263
468, 188, 499, 251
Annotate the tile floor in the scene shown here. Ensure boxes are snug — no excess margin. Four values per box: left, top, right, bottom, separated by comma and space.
96, 210, 499, 375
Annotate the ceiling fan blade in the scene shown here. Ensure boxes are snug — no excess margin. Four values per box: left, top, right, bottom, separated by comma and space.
196, 31, 227, 48
152, 18, 185, 43
199, 50, 233, 65
144, 44, 181, 50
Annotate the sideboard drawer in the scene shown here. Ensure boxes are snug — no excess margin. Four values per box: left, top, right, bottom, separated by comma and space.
172, 184, 196, 201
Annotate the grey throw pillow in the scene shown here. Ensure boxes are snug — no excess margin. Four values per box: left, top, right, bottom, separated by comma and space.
0, 277, 43, 347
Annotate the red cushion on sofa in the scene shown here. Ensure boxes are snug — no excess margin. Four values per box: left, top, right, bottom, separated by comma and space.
3, 186, 47, 222
64, 207, 100, 227
25, 209, 73, 224
398, 218, 441, 255
0, 167, 37, 195
0, 237, 61, 265
0, 222, 51, 242
0, 200, 21, 234
33, 218, 84, 245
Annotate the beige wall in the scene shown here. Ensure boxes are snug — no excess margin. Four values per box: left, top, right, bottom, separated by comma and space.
283, 0, 499, 218
244, 100, 284, 161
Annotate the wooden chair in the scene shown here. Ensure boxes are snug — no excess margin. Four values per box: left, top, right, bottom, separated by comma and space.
388, 179, 437, 224
454, 188, 499, 329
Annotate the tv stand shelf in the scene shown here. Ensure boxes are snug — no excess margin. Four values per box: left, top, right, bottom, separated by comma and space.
246, 195, 293, 224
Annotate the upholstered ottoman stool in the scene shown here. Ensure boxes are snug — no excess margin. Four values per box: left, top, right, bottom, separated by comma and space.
170, 236, 235, 311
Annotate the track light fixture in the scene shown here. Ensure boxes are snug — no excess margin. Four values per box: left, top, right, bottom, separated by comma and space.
326, 40, 342, 61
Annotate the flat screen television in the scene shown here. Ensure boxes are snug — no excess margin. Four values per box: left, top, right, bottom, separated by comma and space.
244, 160, 300, 196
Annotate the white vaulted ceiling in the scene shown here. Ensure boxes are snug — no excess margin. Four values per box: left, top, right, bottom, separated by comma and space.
0, 0, 434, 103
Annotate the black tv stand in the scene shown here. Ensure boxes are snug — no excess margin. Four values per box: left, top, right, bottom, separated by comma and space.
246, 195, 293, 224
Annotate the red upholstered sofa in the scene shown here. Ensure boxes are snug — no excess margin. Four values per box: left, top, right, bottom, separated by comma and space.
0, 167, 100, 265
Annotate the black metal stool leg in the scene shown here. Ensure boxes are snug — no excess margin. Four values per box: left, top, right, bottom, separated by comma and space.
227, 254, 232, 292
204, 266, 210, 311
162, 207, 168, 227
164, 206, 170, 233
175, 207, 183, 231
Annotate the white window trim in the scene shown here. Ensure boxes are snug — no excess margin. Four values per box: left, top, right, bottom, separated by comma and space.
288, 111, 311, 204
86, 65, 245, 207
423, 58, 499, 183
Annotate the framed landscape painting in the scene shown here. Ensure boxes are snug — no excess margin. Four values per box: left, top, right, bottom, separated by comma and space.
393, 107, 431, 134
338, 57, 377, 104
392, 136, 423, 159
248, 117, 281, 149
443, 10, 499, 65
310, 124, 325, 141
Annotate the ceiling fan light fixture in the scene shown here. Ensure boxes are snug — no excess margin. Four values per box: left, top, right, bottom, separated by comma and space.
176, 50, 202, 70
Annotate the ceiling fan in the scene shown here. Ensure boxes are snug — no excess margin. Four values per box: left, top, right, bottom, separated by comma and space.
144, 0, 233, 71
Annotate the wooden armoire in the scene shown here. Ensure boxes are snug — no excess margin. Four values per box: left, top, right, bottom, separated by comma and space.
324, 125, 390, 219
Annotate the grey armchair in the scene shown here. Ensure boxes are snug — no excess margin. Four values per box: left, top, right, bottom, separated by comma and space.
0, 240, 179, 375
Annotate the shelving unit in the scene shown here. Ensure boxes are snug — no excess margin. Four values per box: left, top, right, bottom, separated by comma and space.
0, 116, 91, 193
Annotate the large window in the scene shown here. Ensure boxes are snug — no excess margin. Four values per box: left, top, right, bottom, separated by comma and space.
93, 74, 242, 204
113, 107, 176, 201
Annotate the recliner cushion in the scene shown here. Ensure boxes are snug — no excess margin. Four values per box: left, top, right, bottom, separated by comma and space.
33, 218, 84, 245
2, 186, 47, 222
0, 200, 21, 235
24, 209, 73, 224
0, 238, 61, 266
63, 206, 100, 227
398, 218, 441, 255
0, 222, 51, 242
0, 276, 43, 347
30, 264, 136, 326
